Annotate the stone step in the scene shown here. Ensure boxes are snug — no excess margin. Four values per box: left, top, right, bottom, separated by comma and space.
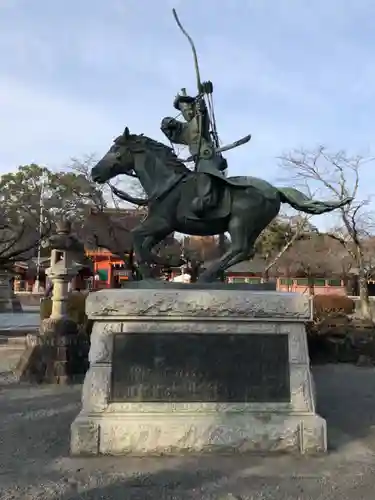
0, 331, 31, 346
0, 327, 38, 335
0, 336, 27, 346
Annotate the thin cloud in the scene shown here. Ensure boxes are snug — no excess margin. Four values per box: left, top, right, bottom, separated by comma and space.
0, 0, 375, 197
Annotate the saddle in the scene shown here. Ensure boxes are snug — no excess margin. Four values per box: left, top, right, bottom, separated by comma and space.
177, 175, 231, 222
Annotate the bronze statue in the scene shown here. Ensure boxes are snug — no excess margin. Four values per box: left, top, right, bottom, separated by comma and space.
90, 9, 352, 282
91, 126, 352, 282
160, 9, 250, 217
161, 87, 227, 215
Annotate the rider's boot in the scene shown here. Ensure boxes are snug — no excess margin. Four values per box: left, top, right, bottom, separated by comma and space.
191, 175, 216, 216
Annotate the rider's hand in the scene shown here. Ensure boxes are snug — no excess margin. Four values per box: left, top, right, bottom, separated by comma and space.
219, 158, 228, 171
200, 81, 213, 94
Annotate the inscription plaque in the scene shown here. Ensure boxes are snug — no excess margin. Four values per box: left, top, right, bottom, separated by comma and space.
110, 333, 290, 403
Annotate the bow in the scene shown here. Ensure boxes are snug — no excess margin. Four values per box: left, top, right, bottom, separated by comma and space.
172, 8, 202, 94
171, 8, 251, 167
172, 8, 206, 171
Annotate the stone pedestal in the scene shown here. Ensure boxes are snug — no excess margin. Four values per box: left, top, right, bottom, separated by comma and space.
16, 320, 89, 384
71, 287, 327, 455
0, 271, 12, 312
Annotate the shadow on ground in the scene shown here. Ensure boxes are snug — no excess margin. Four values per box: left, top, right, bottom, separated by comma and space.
0, 382, 81, 487
314, 364, 375, 451
1, 365, 375, 499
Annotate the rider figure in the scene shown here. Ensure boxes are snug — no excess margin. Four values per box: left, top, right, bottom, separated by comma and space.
160, 87, 227, 216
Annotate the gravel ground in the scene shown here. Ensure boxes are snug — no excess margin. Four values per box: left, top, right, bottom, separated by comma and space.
1, 348, 375, 499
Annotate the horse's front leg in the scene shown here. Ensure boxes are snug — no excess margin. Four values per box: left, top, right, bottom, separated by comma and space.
132, 216, 172, 279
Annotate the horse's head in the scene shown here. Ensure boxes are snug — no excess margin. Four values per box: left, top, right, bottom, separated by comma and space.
92, 126, 190, 204
91, 126, 135, 184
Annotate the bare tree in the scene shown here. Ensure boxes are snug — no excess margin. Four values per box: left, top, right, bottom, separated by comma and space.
262, 214, 314, 278
281, 146, 374, 318
0, 212, 50, 270
275, 233, 346, 294
260, 180, 321, 278
183, 236, 230, 262
68, 155, 147, 211
68, 155, 119, 210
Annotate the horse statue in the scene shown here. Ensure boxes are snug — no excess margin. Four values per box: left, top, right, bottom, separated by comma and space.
91, 127, 352, 282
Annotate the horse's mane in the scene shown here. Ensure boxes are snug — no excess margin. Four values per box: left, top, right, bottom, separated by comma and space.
124, 133, 190, 175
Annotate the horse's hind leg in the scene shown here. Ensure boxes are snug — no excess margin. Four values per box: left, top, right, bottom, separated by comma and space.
197, 247, 250, 282
243, 198, 280, 256
197, 215, 251, 282
197, 195, 280, 283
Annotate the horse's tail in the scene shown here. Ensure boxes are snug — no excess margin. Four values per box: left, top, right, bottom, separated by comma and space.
278, 187, 353, 215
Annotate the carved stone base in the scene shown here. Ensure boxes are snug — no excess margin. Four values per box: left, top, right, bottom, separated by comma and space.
15, 318, 89, 384
71, 410, 326, 456
71, 289, 327, 455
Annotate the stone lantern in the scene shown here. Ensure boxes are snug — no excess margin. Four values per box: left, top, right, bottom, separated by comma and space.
45, 219, 85, 320
17, 218, 90, 384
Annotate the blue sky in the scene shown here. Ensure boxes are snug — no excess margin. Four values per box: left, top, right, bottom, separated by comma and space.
1, 0, 375, 201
